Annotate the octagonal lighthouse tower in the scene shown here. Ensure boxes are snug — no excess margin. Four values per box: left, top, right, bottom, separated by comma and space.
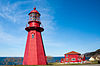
23, 8, 47, 65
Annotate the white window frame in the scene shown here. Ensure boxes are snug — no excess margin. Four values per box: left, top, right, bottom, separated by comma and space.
71, 58, 76, 61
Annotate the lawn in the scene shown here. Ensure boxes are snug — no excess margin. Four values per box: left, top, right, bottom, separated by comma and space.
0, 61, 99, 66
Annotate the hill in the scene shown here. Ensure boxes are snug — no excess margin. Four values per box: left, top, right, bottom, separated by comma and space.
84, 49, 100, 57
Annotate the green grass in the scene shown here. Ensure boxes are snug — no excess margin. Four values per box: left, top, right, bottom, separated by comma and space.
1, 61, 99, 66
91, 61, 98, 64
48, 62, 89, 65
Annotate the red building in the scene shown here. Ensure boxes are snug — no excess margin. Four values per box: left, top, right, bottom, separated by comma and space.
23, 8, 47, 65
61, 51, 85, 63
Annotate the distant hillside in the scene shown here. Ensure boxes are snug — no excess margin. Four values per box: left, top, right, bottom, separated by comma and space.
84, 49, 100, 57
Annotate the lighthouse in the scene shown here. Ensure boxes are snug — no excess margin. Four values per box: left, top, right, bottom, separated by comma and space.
23, 7, 47, 65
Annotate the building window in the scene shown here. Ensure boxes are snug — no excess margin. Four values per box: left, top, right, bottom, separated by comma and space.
66, 54, 68, 57
78, 58, 81, 60
32, 34, 34, 38
66, 58, 68, 61
71, 58, 76, 61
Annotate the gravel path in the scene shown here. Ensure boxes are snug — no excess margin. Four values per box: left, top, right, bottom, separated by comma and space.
0, 64, 100, 66
47, 64, 100, 66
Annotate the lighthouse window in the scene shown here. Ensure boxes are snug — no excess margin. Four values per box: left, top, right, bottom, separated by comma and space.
36, 14, 38, 16
32, 13, 34, 16
32, 34, 34, 38
37, 17, 40, 21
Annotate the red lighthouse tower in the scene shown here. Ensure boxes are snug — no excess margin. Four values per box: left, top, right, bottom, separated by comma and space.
23, 8, 47, 65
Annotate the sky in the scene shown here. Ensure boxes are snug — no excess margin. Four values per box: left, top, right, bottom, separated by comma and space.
0, 0, 100, 57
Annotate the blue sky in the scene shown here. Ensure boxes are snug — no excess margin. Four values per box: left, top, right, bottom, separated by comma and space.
0, 0, 100, 57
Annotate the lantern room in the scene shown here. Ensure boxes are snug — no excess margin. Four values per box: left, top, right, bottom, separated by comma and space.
29, 8, 40, 21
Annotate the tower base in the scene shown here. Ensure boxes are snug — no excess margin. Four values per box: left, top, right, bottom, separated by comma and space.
23, 30, 47, 65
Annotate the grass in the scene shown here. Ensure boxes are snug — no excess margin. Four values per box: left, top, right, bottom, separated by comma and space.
91, 61, 98, 64
0, 61, 99, 66
48, 62, 90, 65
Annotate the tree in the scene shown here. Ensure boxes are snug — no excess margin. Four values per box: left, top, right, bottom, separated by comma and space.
17, 57, 22, 65
4, 58, 10, 65
3, 57, 23, 65
47, 56, 53, 60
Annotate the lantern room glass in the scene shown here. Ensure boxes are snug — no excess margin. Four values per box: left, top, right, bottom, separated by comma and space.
29, 13, 40, 21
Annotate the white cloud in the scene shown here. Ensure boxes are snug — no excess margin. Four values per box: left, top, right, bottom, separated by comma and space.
0, 0, 56, 56
0, 0, 56, 45
0, 0, 56, 30
0, 1, 30, 23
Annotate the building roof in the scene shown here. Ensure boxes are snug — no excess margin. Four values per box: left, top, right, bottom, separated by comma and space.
28, 7, 40, 15
65, 51, 81, 55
